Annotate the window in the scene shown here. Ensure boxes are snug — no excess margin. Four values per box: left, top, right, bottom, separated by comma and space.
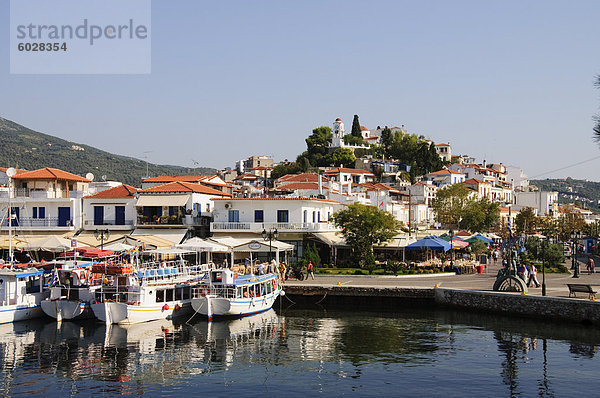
277, 210, 288, 223
303, 210, 307, 223
228, 210, 239, 222
38, 207, 45, 218
33, 207, 38, 218
205, 203, 210, 212
254, 210, 264, 222
166, 289, 174, 302
156, 289, 165, 303
312, 211, 315, 223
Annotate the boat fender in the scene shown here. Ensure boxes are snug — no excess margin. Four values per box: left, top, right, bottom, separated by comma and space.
162, 304, 169, 311
175, 304, 181, 311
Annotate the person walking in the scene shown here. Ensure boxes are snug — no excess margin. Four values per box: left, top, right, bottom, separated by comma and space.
527, 264, 540, 288
307, 260, 315, 280
587, 256, 595, 274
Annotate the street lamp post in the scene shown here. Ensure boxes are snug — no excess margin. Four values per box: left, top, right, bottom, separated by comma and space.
94, 229, 110, 250
541, 238, 547, 296
449, 229, 454, 270
571, 231, 582, 278
261, 228, 279, 263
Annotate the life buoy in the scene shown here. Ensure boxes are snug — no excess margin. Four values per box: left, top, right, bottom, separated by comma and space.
162, 304, 169, 311
174, 304, 181, 311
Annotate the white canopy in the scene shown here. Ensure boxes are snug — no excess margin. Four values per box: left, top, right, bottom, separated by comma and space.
23, 235, 73, 252
144, 248, 194, 255
232, 240, 294, 252
102, 242, 135, 251
176, 237, 230, 252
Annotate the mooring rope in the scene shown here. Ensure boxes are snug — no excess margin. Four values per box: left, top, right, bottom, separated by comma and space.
314, 292, 327, 305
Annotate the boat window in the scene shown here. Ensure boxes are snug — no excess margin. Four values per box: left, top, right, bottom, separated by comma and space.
175, 286, 182, 300
156, 289, 165, 303
236, 287, 242, 298
166, 288, 174, 302
183, 286, 190, 300
243, 286, 249, 298
267, 281, 272, 294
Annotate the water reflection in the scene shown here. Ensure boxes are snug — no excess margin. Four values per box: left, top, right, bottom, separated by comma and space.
0, 309, 597, 396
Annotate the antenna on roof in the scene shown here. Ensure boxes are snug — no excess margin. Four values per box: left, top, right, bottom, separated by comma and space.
101, 175, 107, 181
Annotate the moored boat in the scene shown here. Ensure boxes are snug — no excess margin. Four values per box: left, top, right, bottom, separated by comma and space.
0, 267, 49, 324
40, 262, 100, 322
191, 268, 283, 321
91, 261, 208, 325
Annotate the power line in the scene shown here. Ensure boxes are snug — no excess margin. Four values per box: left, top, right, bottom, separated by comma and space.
530, 155, 600, 179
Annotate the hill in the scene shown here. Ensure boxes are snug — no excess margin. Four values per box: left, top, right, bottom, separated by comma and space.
0, 117, 215, 186
531, 178, 600, 212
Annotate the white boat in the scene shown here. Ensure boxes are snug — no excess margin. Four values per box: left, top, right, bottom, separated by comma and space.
40, 262, 100, 321
91, 261, 208, 325
0, 267, 49, 324
191, 268, 283, 321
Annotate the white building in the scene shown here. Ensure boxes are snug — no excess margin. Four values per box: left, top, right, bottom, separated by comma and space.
434, 143, 452, 162
424, 169, 465, 187
134, 181, 232, 242
0, 168, 91, 233
82, 184, 138, 232
514, 191, 558, 217
506, 166, 530, 191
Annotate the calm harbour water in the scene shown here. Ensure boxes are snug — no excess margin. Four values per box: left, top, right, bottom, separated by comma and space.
0, 306, 599, 397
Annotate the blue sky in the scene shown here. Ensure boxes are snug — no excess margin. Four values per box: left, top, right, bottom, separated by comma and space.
2, 0, 600, 180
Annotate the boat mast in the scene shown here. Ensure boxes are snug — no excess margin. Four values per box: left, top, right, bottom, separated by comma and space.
6, 168, 16, 268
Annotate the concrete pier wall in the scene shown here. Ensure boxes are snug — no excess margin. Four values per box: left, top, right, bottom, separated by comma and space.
282, 285, 600, 326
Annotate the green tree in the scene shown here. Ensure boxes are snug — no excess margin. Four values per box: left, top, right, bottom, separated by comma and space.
301, 242, 321, 268
331, 147, 356, 167
332, 204, 402, 271
514, 207, 538, 235
459, 198, 500, 233
432, 184, 471, 226
469, 239, 489, 256
351, 114, 361, 138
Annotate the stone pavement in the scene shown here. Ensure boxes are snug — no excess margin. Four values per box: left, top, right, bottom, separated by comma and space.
286, 255, 600, 299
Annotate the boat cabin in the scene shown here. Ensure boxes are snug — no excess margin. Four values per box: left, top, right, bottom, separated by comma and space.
0, 269, 45, 306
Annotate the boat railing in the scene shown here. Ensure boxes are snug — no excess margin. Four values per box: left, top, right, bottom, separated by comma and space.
94, 285, 141, 304
135, 261, 208, 283
192, 285, 237, 299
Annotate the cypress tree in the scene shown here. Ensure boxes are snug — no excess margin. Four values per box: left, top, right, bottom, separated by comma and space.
351, 115, 361, 138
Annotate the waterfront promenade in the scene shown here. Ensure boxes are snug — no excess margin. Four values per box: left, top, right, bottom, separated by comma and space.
285, 256, 600, 299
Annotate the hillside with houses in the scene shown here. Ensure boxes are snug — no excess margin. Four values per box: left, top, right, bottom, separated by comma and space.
0, 115, 596, 268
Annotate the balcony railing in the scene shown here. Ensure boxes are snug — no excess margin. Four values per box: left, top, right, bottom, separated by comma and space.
210, 222, 340, 233
13, 189, 86, 199
84, 220, 135, 227
0, 217, 73, 228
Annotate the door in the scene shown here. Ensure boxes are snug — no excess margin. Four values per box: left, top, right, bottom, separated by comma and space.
115, 206, 125, 225
58, 207, 71, 227
94, 206, 104, 225
10, 207, 19, 227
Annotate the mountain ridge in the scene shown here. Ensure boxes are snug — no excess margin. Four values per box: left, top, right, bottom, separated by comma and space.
0, 117, 215, 186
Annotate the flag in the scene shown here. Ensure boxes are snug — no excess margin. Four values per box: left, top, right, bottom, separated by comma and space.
49, 268, 60, 287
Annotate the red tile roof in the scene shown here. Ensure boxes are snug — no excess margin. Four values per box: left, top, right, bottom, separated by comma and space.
12, 167, 91, 182
324, 167, 375, 176
428, 169, 464, 175
276, 182, 328, 191
86, 184, 137, 199
142, 175, 213, 183
235, 173, 259, 180
464, 178, 490, 185
360, 126, 369, 131
360, 182, 402, 194
139, 181, 232, 196
335, 118, 342, 122
276, 173, 329, 183
213, 197, 340, 204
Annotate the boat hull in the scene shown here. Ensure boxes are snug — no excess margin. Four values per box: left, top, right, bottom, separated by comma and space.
91, 301, 194, 325
0, 304, 44, 324
191, 290, 280, 319
41, 300, 93, 321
